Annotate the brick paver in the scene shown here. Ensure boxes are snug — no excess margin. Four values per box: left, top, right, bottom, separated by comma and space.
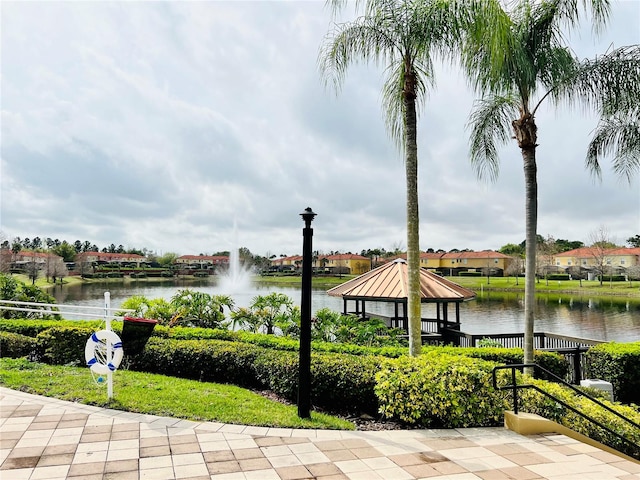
1, 387, 638, 479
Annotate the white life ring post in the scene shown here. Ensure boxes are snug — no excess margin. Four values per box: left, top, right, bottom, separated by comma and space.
85, 330, 124, 375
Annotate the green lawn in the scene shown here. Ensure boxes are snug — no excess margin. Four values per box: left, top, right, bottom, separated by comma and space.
0, 358, 354, 430
449, 275, 640, 297
19, 271, 640, 298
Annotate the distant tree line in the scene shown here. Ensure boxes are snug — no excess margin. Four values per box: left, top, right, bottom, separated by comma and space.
1, 232, 638, 268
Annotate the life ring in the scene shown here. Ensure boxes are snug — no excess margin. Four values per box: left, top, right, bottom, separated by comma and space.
85, 330, 123, 375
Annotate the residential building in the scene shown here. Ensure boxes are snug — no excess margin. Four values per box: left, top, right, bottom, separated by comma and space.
175, 255, 229, 270
75, 252, 147, 266
554, 247, 640, 277
9, 251, 63, 271
320, 254, 371, 275
440, 250, 513, 276
270, 255, 303, 272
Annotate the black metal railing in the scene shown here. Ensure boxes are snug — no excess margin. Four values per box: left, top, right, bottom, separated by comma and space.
493, 363, 640, 460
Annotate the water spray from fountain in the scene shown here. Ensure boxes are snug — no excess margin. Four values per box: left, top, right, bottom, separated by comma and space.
217, 220, 251, 295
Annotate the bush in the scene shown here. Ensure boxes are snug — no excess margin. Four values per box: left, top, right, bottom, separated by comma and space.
546, 274, 569, 280
130, 338, 263, 387
0, 331, 37, 358
375, 352, 507, 427
0, 319, 103, 338
598, 275, 626, 282
132, 338, 383, 414
423, 345, 569, 381
0, 274, 59, 319
585, 342, 640, 405
515, 376, 640, 460
458, 271, 482, 276
35, 326, 97, 366
309, 354, 380, 413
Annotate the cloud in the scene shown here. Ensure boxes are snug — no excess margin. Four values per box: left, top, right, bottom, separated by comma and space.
1, 1, 638, 256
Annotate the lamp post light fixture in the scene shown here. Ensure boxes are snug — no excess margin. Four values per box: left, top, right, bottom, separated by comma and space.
298, 207, 316, 419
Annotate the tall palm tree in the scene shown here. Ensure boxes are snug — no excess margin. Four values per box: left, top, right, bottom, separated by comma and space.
319, 0, 489, 356
587, 107, 640, 182
462, 0, 640, 369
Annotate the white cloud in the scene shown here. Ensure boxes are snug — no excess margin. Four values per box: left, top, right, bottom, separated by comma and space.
1, 0, 639, 256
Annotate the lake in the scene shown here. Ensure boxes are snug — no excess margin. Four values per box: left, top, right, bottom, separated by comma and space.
49, 279, 640, 342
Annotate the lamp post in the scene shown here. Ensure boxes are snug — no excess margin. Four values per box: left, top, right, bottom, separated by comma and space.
298, 207, 316, 418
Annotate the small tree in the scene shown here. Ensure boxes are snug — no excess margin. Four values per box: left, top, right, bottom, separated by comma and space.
505, 256, 523, 285
588, 226, 617, 286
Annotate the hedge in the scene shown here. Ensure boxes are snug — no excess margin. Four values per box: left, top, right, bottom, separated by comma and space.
0, 331, 37, 358
546, 274, 570, 280
130, 337, 381, 414
585, 342, 640, 405
515, 376, 640, 460
0, 321, 570, 380
1, 320, 637, 456
375, 352, 506, 428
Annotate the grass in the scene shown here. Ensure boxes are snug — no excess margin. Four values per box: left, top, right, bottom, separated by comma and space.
0, 358, 355, 430
449, 276, 640, 297
21, 271, 640, 298
255, 274, 357, 288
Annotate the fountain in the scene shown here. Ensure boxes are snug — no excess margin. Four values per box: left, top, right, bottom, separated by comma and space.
215, 221, 251, 297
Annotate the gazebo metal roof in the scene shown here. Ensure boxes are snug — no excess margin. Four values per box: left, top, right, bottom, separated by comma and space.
326, 258, 476, 303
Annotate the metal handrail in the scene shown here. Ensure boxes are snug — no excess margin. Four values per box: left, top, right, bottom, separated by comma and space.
493, 363, 640, 459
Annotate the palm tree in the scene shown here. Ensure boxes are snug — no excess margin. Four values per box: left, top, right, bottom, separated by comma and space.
587, 107, 640, 182
319, 0, 471, 356
462, 0, 640, 369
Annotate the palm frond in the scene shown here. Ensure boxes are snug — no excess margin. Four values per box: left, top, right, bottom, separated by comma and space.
319, 0, 466, 151
586, 110, 640, 183
318, 17, 400, 94
459, 0, 514, 93
467, 94, 520, 182
552, 45, 640, 116
549, 0, 611, 35
382, 60, 432, 149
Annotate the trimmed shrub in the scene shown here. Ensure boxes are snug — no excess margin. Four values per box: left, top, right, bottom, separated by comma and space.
0, 319, 103, 338
130, 338, 263, 387
546, 274, 569, 280
133, 338, 383, 414
253, 349, 299, 400
424, 346, 569, 381
35, 326, 97, 366
0, 331, 37, 358
515, 376, 640, 460
585, 342, 640, 405
309, 353, 380, 413
375, 352, 507, 427
599, 275, 626, 282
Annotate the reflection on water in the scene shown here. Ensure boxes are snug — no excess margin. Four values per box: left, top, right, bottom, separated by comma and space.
51, 279, 640, 342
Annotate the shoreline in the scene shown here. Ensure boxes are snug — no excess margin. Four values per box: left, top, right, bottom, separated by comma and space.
18, 273, 640, 301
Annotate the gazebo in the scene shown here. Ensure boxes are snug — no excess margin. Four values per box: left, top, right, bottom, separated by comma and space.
326, 258, 476, 342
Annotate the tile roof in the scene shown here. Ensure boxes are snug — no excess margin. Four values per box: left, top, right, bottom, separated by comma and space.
555, 247, 640, 257
441, 250, 511, 259
326, 258, 476, 302
177, 255, 229, 261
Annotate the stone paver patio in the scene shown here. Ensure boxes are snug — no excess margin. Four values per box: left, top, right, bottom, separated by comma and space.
1, 387, 638, 479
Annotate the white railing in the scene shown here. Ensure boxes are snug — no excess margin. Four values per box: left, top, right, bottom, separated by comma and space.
0, 293, 134, 399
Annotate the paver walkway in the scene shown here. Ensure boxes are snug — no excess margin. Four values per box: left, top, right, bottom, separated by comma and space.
1, 387, 638, 480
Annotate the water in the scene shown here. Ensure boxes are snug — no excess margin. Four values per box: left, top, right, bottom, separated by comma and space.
49, 279, 640, 342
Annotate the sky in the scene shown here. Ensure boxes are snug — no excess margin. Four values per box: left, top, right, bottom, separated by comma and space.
1, 1, 639, 258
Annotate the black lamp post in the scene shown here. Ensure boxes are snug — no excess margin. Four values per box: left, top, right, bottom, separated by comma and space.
298, 207, 316, 418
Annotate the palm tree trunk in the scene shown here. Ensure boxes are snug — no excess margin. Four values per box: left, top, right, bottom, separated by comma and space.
404, 82, 421, 357
523, 151, 537, 373
514, 113, 538, 374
